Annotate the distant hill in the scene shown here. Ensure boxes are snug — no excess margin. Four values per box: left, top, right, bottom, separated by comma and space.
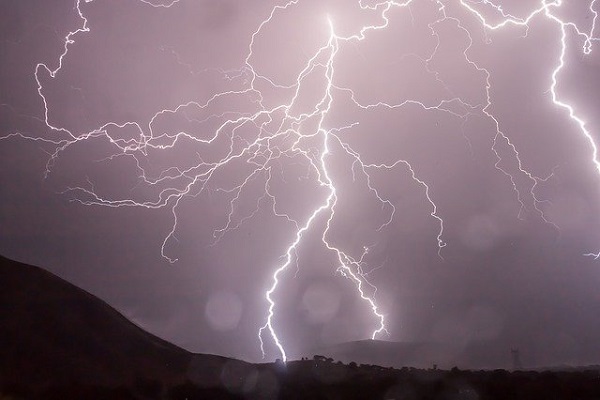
0, 254, 247, 390
2, 254, 600, 399
309, 339, 513, 370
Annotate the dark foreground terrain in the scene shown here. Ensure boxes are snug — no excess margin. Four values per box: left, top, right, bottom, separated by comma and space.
4, 359, 600, 400
1, 254, 600, 399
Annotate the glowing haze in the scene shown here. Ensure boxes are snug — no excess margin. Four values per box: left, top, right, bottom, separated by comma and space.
2, 0, 600, 366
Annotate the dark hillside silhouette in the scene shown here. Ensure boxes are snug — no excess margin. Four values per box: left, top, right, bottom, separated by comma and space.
0, 254, 191, 387
2, 253, 600, 400
310, 338, 513, 370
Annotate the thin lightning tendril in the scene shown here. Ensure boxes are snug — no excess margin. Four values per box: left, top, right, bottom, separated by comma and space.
2, 0, 600, 361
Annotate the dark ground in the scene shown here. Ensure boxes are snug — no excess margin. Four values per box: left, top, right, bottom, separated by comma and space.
4, 360, 600, 400
1, 254, 600, 400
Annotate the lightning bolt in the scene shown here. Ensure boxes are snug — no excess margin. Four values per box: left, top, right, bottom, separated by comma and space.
456, 0, 600, 254
3, 0, 600, 362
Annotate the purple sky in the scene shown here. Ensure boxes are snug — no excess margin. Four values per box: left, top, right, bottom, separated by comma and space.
2, 0, 600, 367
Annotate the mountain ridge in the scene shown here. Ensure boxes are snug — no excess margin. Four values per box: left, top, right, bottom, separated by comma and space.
0, 253, 193, 388
308, 337, 513, 370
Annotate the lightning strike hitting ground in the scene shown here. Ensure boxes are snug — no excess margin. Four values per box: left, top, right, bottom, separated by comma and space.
2, 0, 600, 362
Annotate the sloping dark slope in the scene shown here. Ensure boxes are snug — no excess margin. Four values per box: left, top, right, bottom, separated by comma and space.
0, 254, 192, 387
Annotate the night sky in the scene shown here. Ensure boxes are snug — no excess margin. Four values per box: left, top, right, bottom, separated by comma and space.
2, 0, 600, 367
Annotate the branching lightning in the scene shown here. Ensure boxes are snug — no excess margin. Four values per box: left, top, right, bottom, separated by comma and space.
3, 0, 600, 361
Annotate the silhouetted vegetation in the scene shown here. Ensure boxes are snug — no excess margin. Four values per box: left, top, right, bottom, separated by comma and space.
3, 359, 600, 399
3, 254, 600, 399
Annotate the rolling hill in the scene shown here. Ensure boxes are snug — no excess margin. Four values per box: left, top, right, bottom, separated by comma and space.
0, 254, 236, 389
309, 338, 513, 370
1, 255, 600, 399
